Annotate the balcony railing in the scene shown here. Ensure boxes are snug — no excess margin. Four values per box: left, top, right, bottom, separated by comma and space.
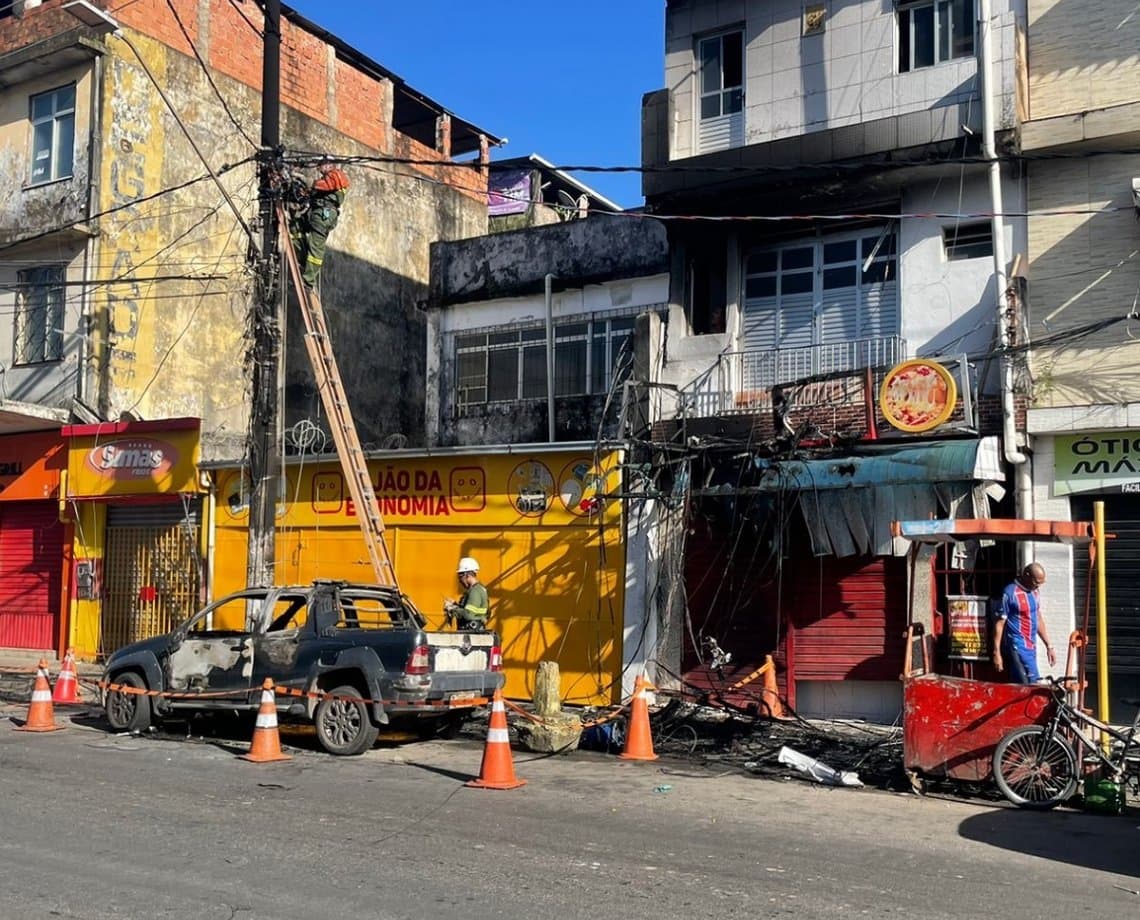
682, 336, 907, 417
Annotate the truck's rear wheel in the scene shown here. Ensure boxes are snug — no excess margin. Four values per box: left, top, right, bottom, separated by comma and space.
314, 684, 379, 756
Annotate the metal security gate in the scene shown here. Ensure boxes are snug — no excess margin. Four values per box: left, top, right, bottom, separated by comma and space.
790, 554, 908, 681
0, 502, 62, 650
1072, 495, 1140, 678
100, 501, 202, 656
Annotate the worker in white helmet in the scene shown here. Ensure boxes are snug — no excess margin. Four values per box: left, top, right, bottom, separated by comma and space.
444, 557, 490, 631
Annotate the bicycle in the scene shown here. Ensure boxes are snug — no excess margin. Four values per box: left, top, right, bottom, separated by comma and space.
991, 677, 1140, 810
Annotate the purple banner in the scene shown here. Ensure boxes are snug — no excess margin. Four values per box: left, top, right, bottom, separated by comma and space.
488, 169, 533, 216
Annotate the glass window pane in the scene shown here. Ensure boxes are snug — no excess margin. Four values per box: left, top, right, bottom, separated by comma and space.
823, 266, 857, 289
555, 340, 586, 396
488, 330, 519, 346
913, 5, 935, 68
57, 84, 76, 112
952, 0, 974, 56
723, 88, 743, 115
781, 272, 813, 295
781, 247, 814, 270
31, 93, 53, 121
556, 323, 588, 339
609, 317, 636, 332
700, 94, 721, 120
520, 327, 545, 341
700, 37, 722, 94
823, 240, 857, 264
937, 0, 951, 62
55, 113, 74, 178
862, 261, 894, 284
591, 334, 608, 393
862, 233, 896, 258
747, 251, 778, 274
487, 350, 518, 401
899, 9, 912, 72
456, 334, 485, 350
745, 276, 777, 298
722, 31, 743, 88
521, 345, 547, 399
32, 122, 52, 181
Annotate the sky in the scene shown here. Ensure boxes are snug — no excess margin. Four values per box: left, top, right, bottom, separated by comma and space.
285, 1, 665, 209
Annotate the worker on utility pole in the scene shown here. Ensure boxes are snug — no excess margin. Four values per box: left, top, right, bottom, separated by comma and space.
289, 165, 350, 289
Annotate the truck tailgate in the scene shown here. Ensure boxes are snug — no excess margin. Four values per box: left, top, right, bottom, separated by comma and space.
425, 631, 495, 672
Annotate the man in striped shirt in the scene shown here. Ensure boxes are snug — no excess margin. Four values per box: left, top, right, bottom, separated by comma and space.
993, 562, 1056, 683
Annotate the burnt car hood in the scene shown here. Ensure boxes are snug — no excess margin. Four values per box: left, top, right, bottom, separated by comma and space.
103, 634, 172, 671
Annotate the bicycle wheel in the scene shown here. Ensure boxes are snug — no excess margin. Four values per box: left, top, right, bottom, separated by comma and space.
992, 726, 1078, 809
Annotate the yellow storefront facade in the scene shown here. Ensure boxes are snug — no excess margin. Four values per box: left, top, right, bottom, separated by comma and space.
64, 418, 206, 661
209, 446, 625, 706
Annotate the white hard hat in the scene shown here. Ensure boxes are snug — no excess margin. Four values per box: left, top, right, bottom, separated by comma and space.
457, 556, 480, 574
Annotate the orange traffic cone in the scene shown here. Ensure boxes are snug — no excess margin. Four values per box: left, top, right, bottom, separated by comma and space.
759, 655, 787, 720
619, 674, 658, 761
239, 679, 292, 763
466, 688, 526, 789
52, 647, 83, 705
16, 659, 64, 732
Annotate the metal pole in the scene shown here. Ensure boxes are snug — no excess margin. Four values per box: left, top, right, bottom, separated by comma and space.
545, 273, 555, 443
1094, 500, 1110, 727
247, 0, 282, 588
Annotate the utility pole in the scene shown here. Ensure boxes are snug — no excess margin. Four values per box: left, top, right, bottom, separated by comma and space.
247, 0, 282, 588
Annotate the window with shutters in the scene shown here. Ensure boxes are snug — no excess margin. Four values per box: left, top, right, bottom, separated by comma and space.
697, 30, 744, 153
741, 229, 899, 387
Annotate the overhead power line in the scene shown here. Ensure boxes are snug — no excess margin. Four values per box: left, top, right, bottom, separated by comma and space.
0, 158, 255, 254
283, 145, 1140, 177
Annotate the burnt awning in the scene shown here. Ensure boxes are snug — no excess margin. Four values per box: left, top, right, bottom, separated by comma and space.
747, 436, 1006, 557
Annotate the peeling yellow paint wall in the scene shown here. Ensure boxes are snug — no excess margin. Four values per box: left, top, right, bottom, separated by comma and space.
96, 33, 254, 455
210, 450, 625, 706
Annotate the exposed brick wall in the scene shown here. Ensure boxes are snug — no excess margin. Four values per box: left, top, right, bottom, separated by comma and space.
89, 0, 487, 203
334, 56, 384, 150
0, 0, 81, 47
278, 12, 328, 123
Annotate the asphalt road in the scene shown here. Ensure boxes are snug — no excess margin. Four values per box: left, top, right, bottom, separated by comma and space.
1, 707, 1137, 920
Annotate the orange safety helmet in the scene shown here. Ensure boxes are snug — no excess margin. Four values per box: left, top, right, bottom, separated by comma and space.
313, 166, 349, 193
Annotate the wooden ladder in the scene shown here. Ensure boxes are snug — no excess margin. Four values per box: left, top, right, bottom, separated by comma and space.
277, 205, 397, 587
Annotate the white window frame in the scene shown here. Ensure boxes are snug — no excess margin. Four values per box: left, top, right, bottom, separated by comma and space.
697, 30, 744, 122
898, 0, 976, 73
942, 222, 993, 261
15, 265, 66, 365
29, 84, 76, 185
454, 311, 641, 413
743, 228, 899, 348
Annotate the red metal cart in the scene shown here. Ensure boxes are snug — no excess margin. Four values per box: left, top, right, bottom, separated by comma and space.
893, 518, 1096, 784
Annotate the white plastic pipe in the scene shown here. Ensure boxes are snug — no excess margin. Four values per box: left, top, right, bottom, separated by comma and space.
978, 0, 1031, 554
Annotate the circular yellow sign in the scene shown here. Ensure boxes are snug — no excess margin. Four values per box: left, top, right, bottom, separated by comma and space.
879, 359, 957, 433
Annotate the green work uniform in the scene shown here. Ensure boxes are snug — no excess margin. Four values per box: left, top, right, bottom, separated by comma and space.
456, 582, 489, 630
297, 188, 346, 288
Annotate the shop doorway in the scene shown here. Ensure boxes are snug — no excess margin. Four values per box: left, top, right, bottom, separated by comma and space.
0, 502, 63, 651
100, 500, 202, 657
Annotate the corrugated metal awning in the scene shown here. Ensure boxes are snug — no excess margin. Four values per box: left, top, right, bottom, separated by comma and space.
750, 436, 1005, 558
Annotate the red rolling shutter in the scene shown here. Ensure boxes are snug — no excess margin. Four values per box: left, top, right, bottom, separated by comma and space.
790, 555, 907, 681
0, 502, 63, 650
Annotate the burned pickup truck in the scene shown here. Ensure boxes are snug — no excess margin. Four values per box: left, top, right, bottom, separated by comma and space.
101, 580, 504, 755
